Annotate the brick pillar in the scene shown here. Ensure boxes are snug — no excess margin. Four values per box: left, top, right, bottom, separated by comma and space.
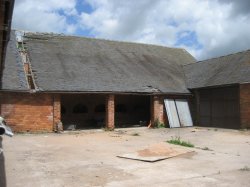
151, 95, 164, 127
53, 94, 61, 131
106, 94, 115, 130
240, 83, 250, 128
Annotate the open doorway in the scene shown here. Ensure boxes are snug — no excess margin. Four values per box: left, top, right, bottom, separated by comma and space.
60, 94, 150, 130
61, 94, 106, 130
115, 95, 150, 128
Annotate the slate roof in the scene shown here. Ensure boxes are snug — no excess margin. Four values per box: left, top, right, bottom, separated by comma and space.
1, 31, 28, 91
183, 50, 250, 89
1, 31, 195, 94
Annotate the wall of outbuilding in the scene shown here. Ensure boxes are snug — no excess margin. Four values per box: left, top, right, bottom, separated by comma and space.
193, 86, 240, 129
0, 92, 55, 132
0, 92, 154, 132
240, 83, 250, 128
0, 92, 194, 132
192, 84, 250, 129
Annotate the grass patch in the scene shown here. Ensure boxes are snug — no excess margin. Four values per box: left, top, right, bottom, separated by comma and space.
102, 127, 114, 131
167, 136, 194, 148
239, 166, 250, 171
131, 132, 140, 136
153, 118, 165, 128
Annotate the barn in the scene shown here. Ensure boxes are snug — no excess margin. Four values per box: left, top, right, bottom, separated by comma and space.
184, 51, 250, 129
0, 31, 250, 132
0, 31, 196, 132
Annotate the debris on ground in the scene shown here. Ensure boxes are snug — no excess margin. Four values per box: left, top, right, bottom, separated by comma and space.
117, 142, 194, 162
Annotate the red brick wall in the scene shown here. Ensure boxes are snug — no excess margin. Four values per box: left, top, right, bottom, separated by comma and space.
151, 95, 164, 126
53, 94, 61, 130
240, 83, 250, 128
106, 94, 115, 129
0, 92, 54, 132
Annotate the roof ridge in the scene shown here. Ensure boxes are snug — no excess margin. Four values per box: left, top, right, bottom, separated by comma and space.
183, 48, 250, 67
20, 30, 185, 51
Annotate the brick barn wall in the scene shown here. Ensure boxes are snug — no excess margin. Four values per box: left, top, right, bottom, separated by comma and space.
240, 83, 250, 128
106, 94, 115, 129
0, 92, 54, 132
151, 95, 164, 126
53, 94, 61, 130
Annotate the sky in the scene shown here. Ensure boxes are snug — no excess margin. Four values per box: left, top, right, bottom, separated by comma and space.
12, 0, 250, 60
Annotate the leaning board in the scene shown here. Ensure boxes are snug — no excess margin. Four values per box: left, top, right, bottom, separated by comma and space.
164, 99, 181, 128
175, 99, 193, 127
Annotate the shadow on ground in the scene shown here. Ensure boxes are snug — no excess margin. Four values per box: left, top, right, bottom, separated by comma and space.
0, 136, 6, 187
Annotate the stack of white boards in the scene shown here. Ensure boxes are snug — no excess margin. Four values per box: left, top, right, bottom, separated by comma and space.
164, 99, 193, 128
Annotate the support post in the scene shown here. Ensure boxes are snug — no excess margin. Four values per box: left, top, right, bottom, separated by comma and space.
53, 94, 61, 131
150, 95, 164, 127
106, 94, 115, 130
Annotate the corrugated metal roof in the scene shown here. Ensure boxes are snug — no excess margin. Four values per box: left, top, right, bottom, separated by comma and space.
183, 50, 250, 89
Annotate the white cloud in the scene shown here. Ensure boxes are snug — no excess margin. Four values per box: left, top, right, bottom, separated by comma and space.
78, 0, 250, 60
12, 0, 77, 34
12, 0, 250, 60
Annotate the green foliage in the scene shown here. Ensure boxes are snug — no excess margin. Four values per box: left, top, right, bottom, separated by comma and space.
167, 136, 194, 147
153, 118, 165, 128
102, 127, 114, 131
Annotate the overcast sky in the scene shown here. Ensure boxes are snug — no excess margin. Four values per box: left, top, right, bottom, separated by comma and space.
12, 0, 250, 60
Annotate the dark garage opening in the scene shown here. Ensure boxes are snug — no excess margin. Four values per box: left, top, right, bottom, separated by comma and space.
197, 86, 240, 129
61, 94, 106, 130
115, 95, 150, 128
61, 94, 150, 130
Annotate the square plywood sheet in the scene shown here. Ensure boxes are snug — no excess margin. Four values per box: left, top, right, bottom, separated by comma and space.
117, 142, 194, 162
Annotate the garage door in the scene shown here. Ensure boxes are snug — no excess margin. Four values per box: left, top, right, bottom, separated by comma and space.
198, 86, 240, 129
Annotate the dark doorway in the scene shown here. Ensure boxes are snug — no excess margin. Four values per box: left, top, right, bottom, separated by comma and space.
61, 94, 150, 130
61, 94, 106, 129
115, 95, 150, 128
197, 86, 240, 129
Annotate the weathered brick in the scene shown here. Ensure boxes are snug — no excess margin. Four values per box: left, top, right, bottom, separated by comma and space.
240, 83, 250, 128
0, 92, 54, 132
150, 95, 164, 127
106, 94, 115, 129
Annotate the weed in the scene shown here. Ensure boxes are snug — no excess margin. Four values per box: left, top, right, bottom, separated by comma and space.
131, 132, 140, 136
239, 166, 250, 171
201, 147, 212, 151
102, 127, 114, 131
167, 136, 194, 147
153, 118, 165, 128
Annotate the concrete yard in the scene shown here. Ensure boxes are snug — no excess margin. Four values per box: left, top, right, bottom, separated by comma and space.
1, 127, 250, 187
